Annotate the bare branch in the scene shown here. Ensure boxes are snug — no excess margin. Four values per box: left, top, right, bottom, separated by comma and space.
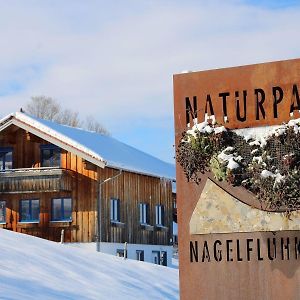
25, 96, 110, 136
85, 115, 110, 136
56, 109, 82, 128
26, 96, 60, 120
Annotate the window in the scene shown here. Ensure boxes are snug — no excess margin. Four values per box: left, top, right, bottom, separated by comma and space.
51, 198, 72, 221
40, 145, 60, 167
136, 250, 144, 261
152, 251, 160, 265
139, 203, 149, 224
0, 201, 6, 223
155, 205, 164, 226
20, 199, 39, 222
116, 249, 124, 258
0, 147, 13, 170
152, 251, 167, 266
110, 198, 120, 222
161, 251, 167, 266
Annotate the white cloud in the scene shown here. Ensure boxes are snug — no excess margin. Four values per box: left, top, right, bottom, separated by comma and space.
0, 0, 300, 161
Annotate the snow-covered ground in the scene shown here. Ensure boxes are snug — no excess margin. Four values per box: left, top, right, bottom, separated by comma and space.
0, 229, 179, 300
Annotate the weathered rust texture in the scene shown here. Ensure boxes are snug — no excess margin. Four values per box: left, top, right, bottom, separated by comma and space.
174, 58, 300, 130
174, 59, 300, 300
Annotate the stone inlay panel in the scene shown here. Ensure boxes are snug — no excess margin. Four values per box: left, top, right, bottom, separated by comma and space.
190, 179, 300, 234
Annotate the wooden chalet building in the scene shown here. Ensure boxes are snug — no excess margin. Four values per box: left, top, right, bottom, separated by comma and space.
0, 112, 175, 266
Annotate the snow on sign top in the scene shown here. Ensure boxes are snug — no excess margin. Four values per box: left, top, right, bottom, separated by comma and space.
0, 112, 175, 180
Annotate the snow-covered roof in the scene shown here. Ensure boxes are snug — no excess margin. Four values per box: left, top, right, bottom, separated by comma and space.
0, 112, 175, 180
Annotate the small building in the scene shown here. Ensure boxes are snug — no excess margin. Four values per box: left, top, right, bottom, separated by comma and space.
0, 112, 175, 266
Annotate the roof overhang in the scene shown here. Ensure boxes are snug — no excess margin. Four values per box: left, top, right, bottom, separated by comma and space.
0, 113, 106, 169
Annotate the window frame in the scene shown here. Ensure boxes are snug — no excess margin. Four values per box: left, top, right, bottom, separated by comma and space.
161, 251, 168, 266
0, 200, 6, 224
110, 198, 120, 222
40, 144, 61, 167
0, 147, 13, 170
155, 204, 165, 226
51, 198, 72, 222
152, 251, 160, 265
139, 203, 150, 224
136, 250, 144, 261
19, 199, 40, 223
116, 249, 125, 258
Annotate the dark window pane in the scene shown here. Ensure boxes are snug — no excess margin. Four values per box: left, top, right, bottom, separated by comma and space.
136, 250, 144, 261
43, 160, 51, 167
110, 199, 121, 222
43, 149, 51, 159
20, 199, 39, 222
117, 249, 124, 257
114, 200, 118, 221
52, 198, 72, 221
52, 198, 61, 221
41, 146, 60, 167
31, 200, 40, 221
110, 198, 120, 221
110, 199, 114, 220
63, 198, 72, 220
152, 251, 160, 264
5, 161, 12, 169
52, 149, 61, 167
21, 200, 30, 221
139, 204, 143, 223
161, 206, 165, 226
161, 251, 167, 266
5, 151, 12, 169
0, 201, 6, 223
0, 149, 13, 170
41, 149, 51, 167
146, 204, 150, 224
155, 205, 164, 225
5, 151, 12, 159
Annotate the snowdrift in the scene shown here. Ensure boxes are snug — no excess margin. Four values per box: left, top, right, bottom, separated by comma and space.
0, 229, 178, 300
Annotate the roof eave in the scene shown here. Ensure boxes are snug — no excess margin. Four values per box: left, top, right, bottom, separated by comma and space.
0, 117, 106, 169
107, 163, 175, 181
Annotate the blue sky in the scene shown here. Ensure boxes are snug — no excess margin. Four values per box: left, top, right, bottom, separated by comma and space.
1, 0, 300, 163
245, 0, 300, 8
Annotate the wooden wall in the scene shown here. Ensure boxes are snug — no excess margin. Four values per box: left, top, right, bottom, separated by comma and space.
99, 168, 173, 245
0, 126, 173, 245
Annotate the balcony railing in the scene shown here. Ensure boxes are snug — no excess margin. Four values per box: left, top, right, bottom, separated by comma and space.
0, 167, 73, 193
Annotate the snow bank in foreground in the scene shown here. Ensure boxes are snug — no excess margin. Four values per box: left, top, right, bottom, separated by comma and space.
0, 229, 178, 300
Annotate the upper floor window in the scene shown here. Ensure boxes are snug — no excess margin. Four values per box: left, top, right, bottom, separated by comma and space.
155, 204, 164, 226
0, 147, 13, 170
51, 198, 72, 221
20, 199, 39, 222
139, 203, 149, 224
0, 200, 6, 223
40, 145, 60, 167
110, 198, 120, 222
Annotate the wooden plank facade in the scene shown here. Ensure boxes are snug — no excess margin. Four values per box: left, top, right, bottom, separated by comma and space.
0, 125, 173, 245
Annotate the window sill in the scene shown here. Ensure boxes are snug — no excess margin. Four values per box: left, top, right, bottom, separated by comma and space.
17, 222, 39, 228
49, 221, 72, 227
110, 221, 125, 228
140, 223, 154, 231
155, 225, 168, 232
